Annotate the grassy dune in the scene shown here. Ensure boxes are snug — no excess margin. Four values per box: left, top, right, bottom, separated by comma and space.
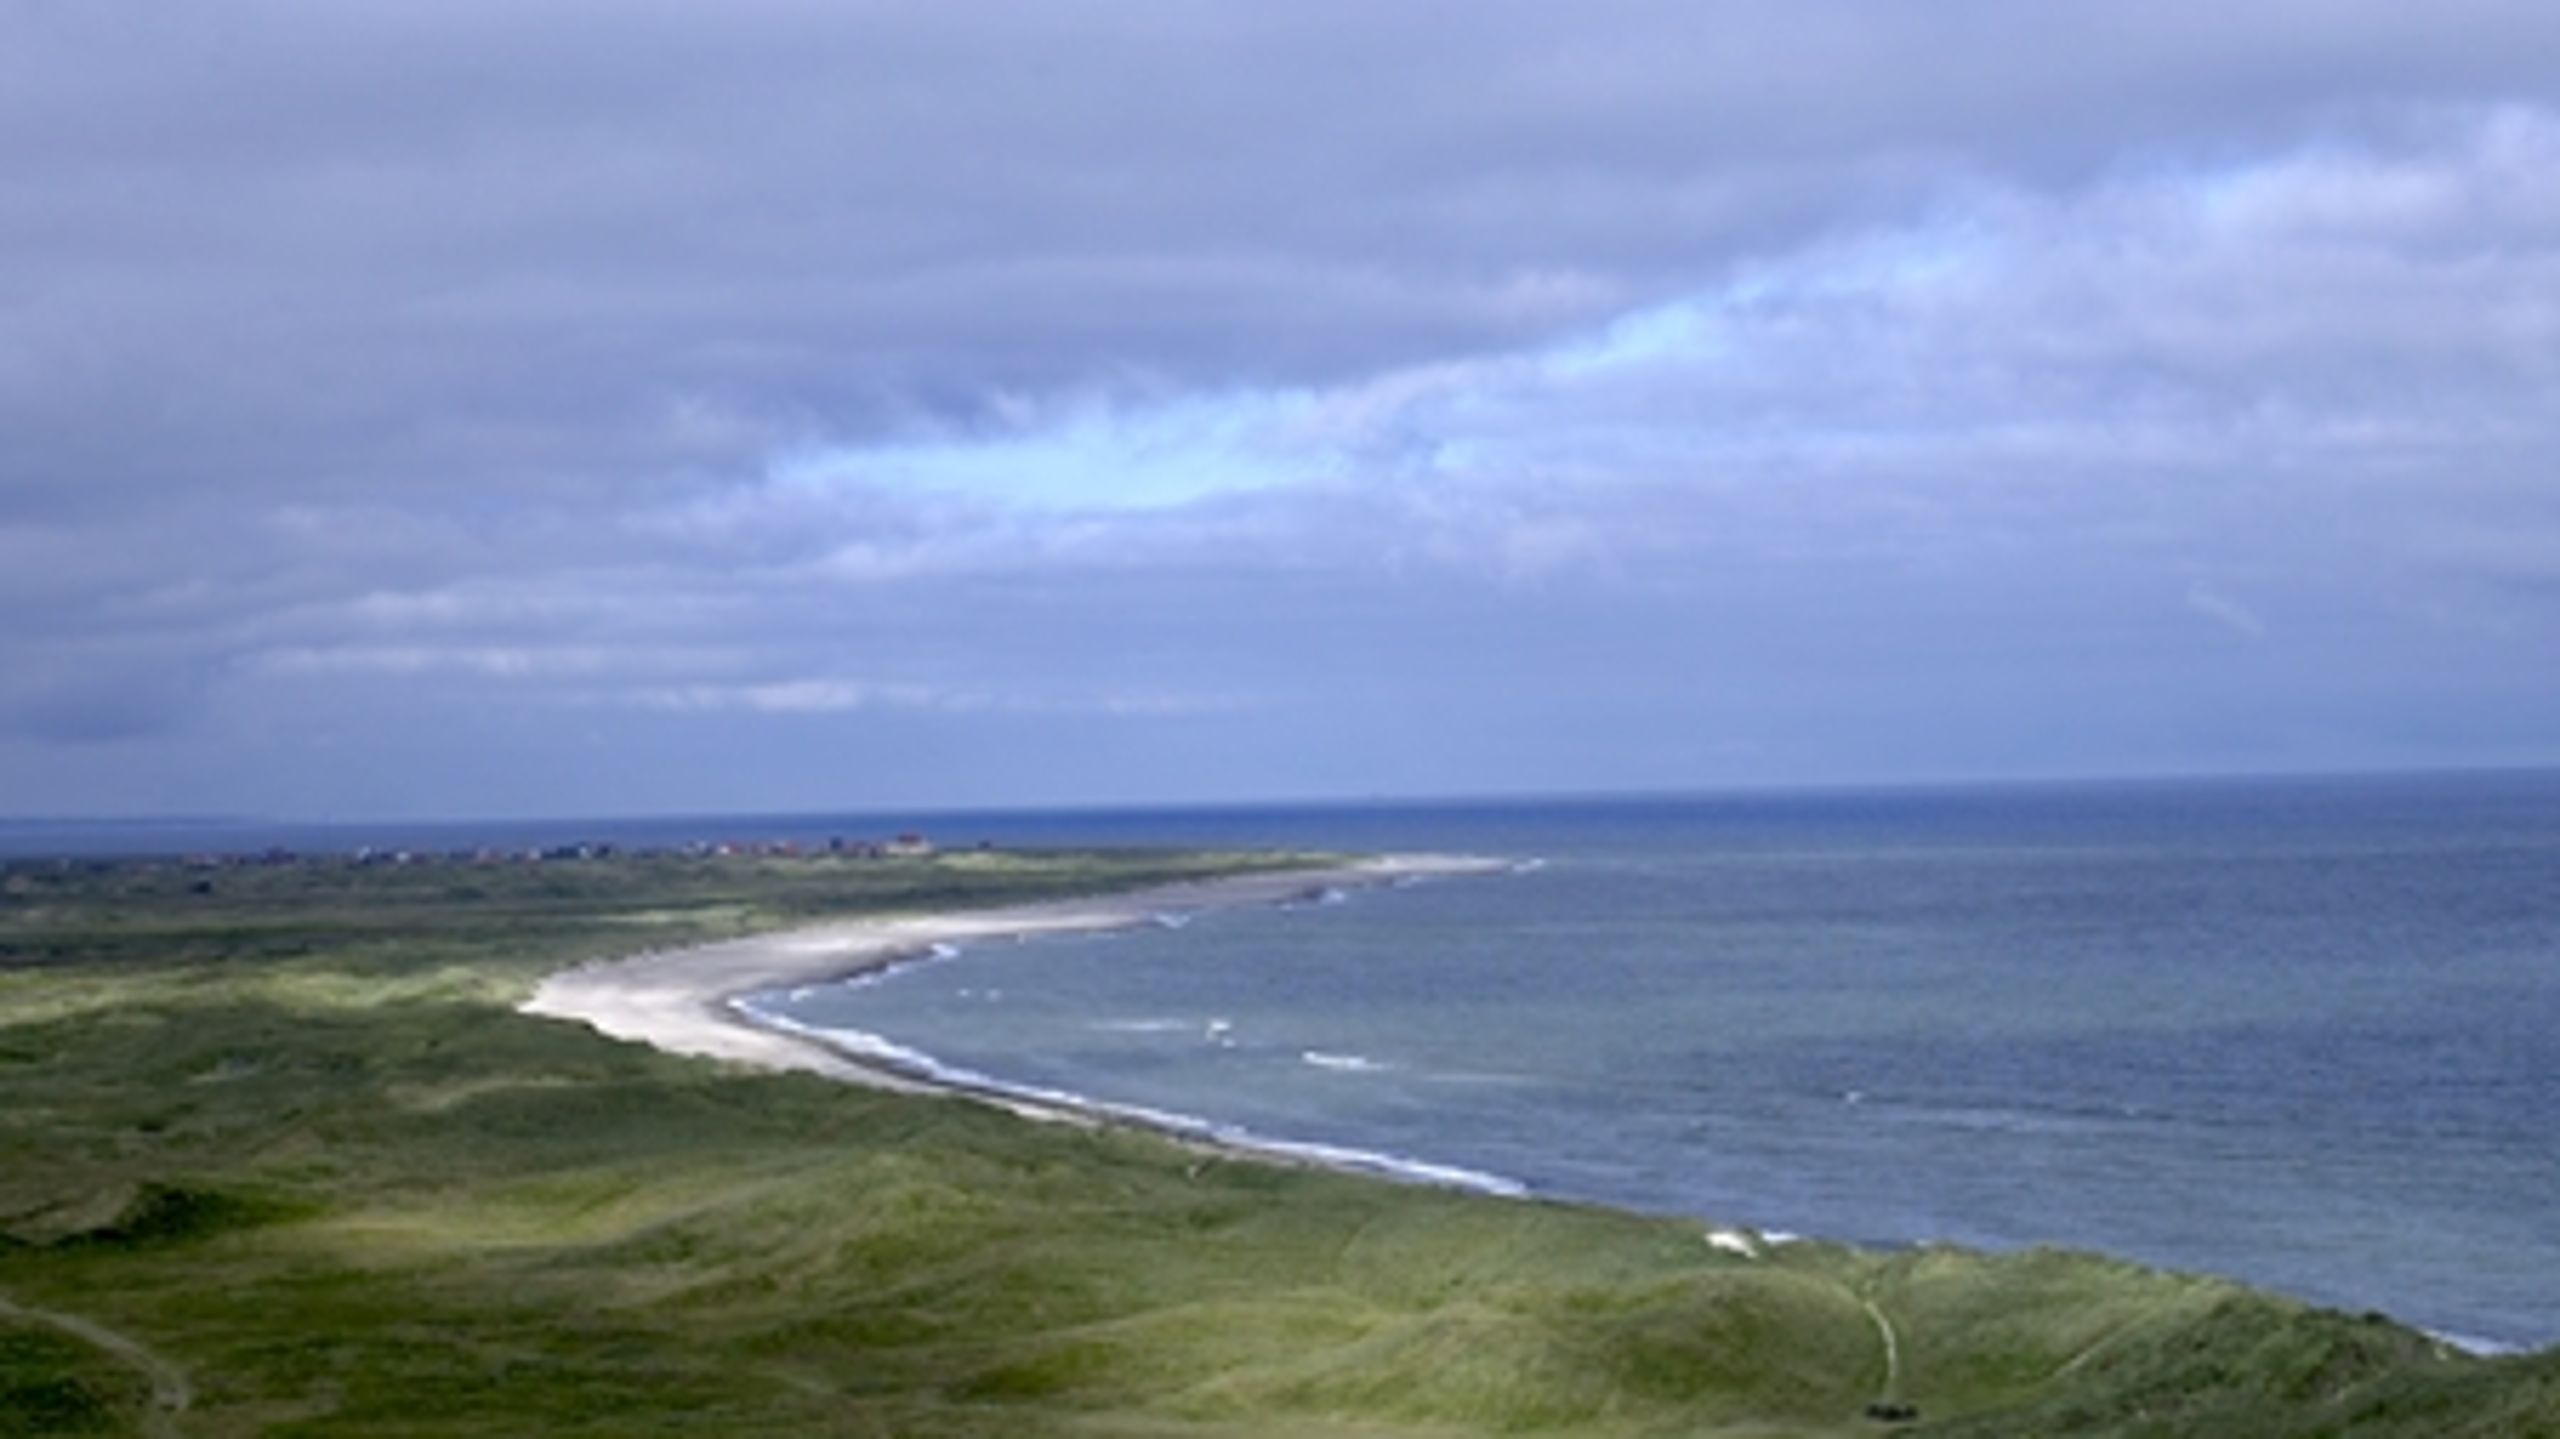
3, 850, 2553, 1436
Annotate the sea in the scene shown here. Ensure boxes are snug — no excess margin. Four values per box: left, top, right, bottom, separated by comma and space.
13, 770, 2557, 1352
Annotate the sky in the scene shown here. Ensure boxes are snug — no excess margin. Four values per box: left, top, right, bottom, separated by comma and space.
7, 2, 2560, 820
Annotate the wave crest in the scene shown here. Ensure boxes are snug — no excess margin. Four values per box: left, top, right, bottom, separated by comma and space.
1302, 1050, 1391, 1074
730, 999, 1521, 1198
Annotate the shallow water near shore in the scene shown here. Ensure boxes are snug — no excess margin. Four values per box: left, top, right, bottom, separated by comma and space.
767, 772, 2560, 1353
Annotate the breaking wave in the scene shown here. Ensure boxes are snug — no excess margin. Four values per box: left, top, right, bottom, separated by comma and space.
2427, 1329, 2527, 1358
1302, 1050, 1392, 1074
730, 996, 1523, 1198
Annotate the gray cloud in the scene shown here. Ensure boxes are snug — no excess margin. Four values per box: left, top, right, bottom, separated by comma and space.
12, 3, 2557, 503
6, 4, 2559, 812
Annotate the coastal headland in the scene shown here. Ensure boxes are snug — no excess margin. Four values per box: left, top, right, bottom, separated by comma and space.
4, 844, 2552, 1435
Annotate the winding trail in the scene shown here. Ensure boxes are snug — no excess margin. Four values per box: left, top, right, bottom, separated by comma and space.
0, 1291, 191, 1437
1863, 1297, 1903, 1398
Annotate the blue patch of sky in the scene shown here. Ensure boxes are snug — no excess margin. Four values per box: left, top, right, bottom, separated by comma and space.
766, 267, 1831, 516
1544, 288, 1736, 379
760, 181, 2180, 518
772, 389, 1345, 512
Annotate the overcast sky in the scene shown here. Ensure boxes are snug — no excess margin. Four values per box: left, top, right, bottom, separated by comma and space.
7, 2, 2559, 819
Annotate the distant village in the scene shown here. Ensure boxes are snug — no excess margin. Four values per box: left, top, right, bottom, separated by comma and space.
162, 832, 948, 873
0, 833, 959, 882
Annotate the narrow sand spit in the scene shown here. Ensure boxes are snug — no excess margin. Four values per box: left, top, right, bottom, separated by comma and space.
523, 854, 1510, 1113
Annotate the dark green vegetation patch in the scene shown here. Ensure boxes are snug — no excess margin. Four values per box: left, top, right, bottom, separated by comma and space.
0, 1324, 141, 1437
2, 848, 2552, 1435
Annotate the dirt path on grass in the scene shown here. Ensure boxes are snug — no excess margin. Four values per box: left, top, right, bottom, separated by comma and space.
1863, 1297, 1903, 1395
0, 1291, 191, 1437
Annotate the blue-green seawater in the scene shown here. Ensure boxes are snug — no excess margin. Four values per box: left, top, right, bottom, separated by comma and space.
768, 773, 2560, 1352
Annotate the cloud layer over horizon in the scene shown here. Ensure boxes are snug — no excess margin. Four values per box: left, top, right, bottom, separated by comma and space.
8, 3, 2559, 817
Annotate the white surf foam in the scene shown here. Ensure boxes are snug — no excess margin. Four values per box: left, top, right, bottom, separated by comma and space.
1705, 1228, 1761, 1258
2425, 1329, 2528, 1357
731, 999, 1524, 1198
732, 998, 948, 1074
1302, 1050, 1392, 1074
790, 940, 968, 998
1241, 1135, 1528, 1196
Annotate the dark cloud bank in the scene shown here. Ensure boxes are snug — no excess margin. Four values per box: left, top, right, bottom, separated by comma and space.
5, 2, 2558, 816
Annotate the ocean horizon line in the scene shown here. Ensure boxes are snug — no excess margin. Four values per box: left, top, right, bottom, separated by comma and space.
10, 761, 2560, 857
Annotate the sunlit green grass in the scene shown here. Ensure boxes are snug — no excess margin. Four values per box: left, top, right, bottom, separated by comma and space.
3, 850, 2552, 1435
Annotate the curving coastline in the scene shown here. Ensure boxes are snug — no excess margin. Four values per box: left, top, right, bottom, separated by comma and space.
521, 846, 2551, 1352
522, 853, 1513, 1152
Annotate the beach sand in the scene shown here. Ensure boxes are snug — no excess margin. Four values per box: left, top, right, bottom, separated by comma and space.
523, 853, 1508, 1126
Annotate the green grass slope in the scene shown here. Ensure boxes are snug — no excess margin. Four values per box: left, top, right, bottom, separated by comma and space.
2, 850, 2550, 1436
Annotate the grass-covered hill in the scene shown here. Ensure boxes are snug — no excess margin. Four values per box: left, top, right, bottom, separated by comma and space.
2, 849, 2552, 1436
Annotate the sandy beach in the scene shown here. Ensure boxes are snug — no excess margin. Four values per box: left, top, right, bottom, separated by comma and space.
523, 853, 1509, 1124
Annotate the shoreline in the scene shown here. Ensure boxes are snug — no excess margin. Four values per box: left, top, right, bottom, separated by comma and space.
523, 854, 2543, 1355
522, 853, 1518, 1178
